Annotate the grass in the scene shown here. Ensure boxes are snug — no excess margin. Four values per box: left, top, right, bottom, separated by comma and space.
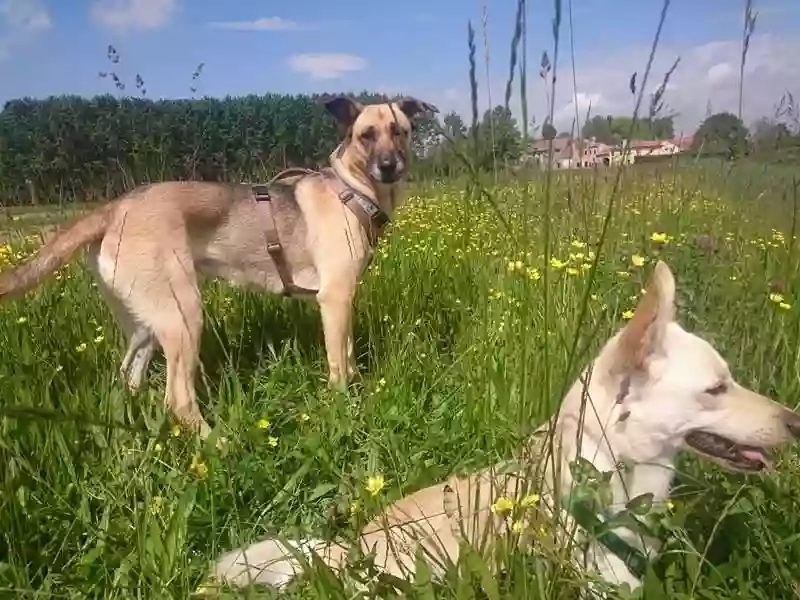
1, 161, 800, 599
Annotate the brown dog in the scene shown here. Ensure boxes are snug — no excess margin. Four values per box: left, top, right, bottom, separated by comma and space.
0, 96, 438, 437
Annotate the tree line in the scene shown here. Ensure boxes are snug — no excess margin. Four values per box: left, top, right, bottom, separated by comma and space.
0, 88, 798, 206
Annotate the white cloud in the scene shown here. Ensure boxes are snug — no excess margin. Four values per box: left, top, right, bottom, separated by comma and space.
287, 53, 366, 80
425, 33, 800, 137
90, 0, 177, 34
209, 16, 317, 31
0, 0, 52, 60
553, 92, 605, 127
707, 62, 734, 85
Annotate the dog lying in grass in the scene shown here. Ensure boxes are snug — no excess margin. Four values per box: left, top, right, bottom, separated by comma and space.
212, 260, 800, 594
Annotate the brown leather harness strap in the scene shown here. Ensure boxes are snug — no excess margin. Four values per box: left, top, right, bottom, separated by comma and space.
252, 166, 390, 296
252, 168, 318, 297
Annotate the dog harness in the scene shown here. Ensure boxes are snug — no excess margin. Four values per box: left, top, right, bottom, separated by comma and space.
252, 167, 390, 296
562, 494, 651, 580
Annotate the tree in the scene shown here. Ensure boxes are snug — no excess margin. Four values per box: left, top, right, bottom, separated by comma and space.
442, 111, 466, 139
692, 112, 750, 158
475, 105, 522, 167
750, 117, 793, 152
582, 114, 675, 144
541, 121, 557, 140
582, 115, 614, 144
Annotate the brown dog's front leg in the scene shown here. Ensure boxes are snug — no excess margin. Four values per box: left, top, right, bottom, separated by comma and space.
318, 287, 355, 388
346, 326, 359, 381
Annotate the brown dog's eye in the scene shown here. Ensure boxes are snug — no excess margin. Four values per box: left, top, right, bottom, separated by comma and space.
705, 383, 728, 396
360, 127, 376, 142
389, 122, 407, 138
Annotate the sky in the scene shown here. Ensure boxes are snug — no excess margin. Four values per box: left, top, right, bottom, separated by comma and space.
1, 0, 799, 136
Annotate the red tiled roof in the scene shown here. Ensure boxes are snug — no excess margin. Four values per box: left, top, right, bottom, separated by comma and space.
629, 139, 665, 149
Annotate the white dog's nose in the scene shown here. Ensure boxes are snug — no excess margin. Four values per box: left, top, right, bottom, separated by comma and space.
785, 410, 800, 438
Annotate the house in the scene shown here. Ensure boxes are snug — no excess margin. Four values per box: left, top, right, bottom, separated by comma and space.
528, 137, 608, 169
526, 134, 687, 169
628, 139, 680, 157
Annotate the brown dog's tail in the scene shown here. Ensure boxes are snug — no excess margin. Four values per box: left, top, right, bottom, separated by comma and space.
0, 204, 114, 300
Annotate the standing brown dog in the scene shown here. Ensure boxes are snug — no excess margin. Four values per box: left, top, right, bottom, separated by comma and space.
0, 96, 438, 437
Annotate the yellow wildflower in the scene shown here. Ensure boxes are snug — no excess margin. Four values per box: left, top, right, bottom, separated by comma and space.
520, 494, 540, 507
550, 258, 567, 269
571, 240, 586, 249
365, 475, 386, 496
299, 413, 311, 423
526, 267, 541, 281
769, 293, 785, 304
94, 335, 105, 343
256, 418, 270, 429
16, 316, 27, 324
75, 342, 88, 353
780, 302, 792, 310
650, 232, 669, 244
565, 267, 579, 276
150, 496, 163, 515
622, 310, 635, 320
171, 424, 181, 437
490, 496, 515, 514
630, 254, 645, 267
267, 436, 279, 447
190, 455, 208, 478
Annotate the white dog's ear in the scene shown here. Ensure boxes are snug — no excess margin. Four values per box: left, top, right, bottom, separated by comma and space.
615, 260, 676, 373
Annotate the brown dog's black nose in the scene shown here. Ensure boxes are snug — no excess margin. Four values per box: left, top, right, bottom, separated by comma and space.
378, 153, 397, 172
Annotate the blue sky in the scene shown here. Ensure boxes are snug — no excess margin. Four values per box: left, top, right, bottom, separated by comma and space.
1, 0, 799, 133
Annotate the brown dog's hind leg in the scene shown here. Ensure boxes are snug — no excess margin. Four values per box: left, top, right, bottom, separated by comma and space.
147, 250, 209, 438
94, 231, 210, 438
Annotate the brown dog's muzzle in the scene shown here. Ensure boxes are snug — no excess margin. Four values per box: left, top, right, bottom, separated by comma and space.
371, 150, 405, 184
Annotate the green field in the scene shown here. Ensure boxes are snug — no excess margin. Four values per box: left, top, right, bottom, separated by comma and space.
1, 163, 800, 599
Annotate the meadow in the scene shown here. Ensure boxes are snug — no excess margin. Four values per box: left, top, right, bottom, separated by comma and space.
0, 159, 799, 599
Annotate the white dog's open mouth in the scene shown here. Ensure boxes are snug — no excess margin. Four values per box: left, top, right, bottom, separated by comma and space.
685, 431, 774, 471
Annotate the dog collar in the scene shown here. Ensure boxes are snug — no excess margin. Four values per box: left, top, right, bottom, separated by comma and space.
321, 168, 390, 247
562, 495, 651, 580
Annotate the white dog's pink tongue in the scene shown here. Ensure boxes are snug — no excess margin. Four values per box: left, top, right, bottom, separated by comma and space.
740, 449, 773, 469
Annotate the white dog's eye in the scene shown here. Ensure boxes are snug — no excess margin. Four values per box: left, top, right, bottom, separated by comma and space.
705, 382, 728, 396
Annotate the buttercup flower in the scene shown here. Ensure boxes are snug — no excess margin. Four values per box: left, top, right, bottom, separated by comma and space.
365, 475, 386, 496
256, 418, 270, 429
650, 232, 669, 243
190, 455, 208, 477
631, 254, 645, 267
490, 496, 515, 514
769, 293, 785, 304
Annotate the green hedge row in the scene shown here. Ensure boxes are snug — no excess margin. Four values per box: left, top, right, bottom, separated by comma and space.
0, 91, 408, 205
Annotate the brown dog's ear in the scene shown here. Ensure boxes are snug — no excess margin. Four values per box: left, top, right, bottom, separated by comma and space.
323, 95, 364, 130
614, 260, 676, 373
396, 97, 439, 119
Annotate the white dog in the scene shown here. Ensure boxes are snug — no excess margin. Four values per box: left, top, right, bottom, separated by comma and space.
211, 260, 800, 593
